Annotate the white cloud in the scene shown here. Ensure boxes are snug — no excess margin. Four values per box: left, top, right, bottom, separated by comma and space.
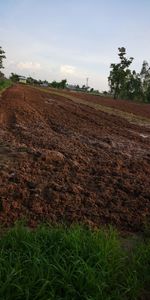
17, 61, 41, 70
60, 65, 76, 75
9, 60, 15, 64
59, 63, 108, 90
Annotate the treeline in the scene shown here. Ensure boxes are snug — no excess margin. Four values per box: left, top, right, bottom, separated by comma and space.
1, 45, 150, 101
108, 47, 150, 102
9, 73, 101, 94
9, 74, 68, 88
0, 47, 12, 91
10, 75, 68, 89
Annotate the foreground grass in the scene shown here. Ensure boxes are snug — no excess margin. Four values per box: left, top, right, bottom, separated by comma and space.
0, 225, 149, 300
0, 79, 12, 93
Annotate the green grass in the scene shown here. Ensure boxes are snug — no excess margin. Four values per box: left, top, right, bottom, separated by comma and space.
0, 224, 149, 300
0, 79, 12, 93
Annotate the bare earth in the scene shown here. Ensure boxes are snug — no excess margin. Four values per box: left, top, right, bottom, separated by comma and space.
61, 89, 150, 119
0, 85, 150, 232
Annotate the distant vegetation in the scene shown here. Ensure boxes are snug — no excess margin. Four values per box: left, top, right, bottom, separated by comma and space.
0, 46, 6, 77
1, 45, 150, 101
9, 74, 101, 94
108, 47, 150, 102
0, 47, 12, 91
0, 78, 12, 91
0, 45, 150, 300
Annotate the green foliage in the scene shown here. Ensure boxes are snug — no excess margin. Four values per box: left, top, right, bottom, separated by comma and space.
0, 224, 149, 300
26, 76, 35, 84
0, 47, 12, 91
0, 46, 6, 71
119, 70, 143, 101
108, 48, 150, 102
108, 47, 134, 99
145, 85, 150, 102
26, 76, 41, 85
50, 79, 67, 89
0, 79, 12, 92
140, 60, 150, 102
9, 73, 20, 83
0, 46, 6, 79
81, 84, 89, 92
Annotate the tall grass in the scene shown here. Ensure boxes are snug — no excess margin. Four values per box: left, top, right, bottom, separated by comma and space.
0, 79, 12, 92
0, 224, 149, 300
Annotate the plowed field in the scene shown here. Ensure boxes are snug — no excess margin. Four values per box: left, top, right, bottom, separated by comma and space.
60, 89, 150, 119
0, 85, 150, 232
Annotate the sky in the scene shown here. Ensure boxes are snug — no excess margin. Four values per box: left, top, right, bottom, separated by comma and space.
1, 0, 150, 90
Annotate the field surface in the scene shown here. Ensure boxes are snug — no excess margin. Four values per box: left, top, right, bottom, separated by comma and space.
60, 89, 150, 119
0, 85, 150, 232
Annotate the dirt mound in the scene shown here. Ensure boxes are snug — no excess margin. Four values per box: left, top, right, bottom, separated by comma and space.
0, 85, 150, 232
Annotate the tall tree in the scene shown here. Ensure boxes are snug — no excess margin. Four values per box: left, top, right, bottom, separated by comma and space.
59, 79, 67, 89
140, 61, 150, 97
108, 47, 133, 99
9, 73, 20, 82
50, 79, 67, 89
0, 46, 6, 79
120, 70, 143, 100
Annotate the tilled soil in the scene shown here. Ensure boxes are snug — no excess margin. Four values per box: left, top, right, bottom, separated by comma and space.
0, 85, 150, 231
61, 89, 150, 119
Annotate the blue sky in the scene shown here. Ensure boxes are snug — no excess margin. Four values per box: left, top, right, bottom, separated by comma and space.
1, 0, 150, 90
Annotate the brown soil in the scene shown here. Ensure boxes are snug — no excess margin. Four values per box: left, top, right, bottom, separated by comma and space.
0, 85, 150, 231
55, 89, 150, 118
60, 89, 150, 119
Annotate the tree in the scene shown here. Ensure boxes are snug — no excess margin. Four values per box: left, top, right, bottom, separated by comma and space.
108, 47, 133, 99
9, 73, 20, 82
50, 80, 59, 88
140, 61, 150, 101
140, 61, 150, 83
26, 76, 35, 84
50, 79, 67, 89
81, 84, 89, 92
59, 79, 67, 89
119, 70, 143, 100
145, 85, 150, 103
0, 46, 6, 79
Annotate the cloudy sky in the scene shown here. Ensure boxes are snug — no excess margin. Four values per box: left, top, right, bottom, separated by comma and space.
1, 0, 150, 90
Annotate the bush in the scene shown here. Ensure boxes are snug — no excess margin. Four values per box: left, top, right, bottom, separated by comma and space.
0, 79, 12, 91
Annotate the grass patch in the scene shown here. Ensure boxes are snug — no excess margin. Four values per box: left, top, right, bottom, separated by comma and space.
0, 224, 149, 300
0, 79, 12, 93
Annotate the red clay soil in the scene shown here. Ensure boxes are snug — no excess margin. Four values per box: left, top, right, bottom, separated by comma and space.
58, 89, 150, 119
0, 85, 150, 232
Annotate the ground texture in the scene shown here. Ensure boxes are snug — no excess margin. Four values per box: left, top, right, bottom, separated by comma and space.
61, 89, 150, 119
0, 85, 150, 231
